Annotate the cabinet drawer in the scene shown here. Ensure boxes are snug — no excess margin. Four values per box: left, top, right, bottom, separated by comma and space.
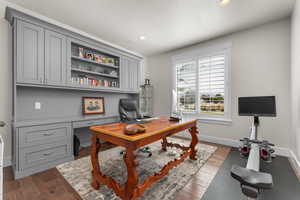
18, 123, 72, 147
19, 142, 72, 170
72, 117, 118, 128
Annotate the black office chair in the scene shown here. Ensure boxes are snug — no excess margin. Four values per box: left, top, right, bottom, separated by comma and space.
119, 99, 152, 157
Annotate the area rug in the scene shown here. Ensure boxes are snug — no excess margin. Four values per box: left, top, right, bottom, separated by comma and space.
57, 137, 217, 200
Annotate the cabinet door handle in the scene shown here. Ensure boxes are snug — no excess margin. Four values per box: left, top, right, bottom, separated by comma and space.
43, 153, 52, 156
0, 121, 5, 127
43, 133, 54, 137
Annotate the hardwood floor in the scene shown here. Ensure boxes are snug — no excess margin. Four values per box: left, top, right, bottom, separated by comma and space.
4, 141, 231, 200
175, 142, 231, 200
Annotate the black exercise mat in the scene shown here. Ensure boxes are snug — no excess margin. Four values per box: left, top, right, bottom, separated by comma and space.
201, 148, 300, 200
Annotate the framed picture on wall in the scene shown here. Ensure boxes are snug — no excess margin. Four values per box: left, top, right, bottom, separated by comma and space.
82, 97, 105, 115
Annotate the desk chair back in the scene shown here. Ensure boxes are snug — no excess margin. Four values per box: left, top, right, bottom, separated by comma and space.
119, 99, 141, 121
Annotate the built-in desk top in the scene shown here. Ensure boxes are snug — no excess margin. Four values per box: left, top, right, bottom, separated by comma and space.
14, 115, 119, 128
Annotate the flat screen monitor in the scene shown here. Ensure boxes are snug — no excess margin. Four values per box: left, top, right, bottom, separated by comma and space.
238, 96, 276, 117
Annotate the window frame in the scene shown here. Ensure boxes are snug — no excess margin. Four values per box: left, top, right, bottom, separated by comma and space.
171, 42, 232, 124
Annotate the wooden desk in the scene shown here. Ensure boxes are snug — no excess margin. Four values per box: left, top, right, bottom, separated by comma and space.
90, 116, 199, 200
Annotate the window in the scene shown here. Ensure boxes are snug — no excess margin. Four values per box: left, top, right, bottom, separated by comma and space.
199, 54, 225, 115
173, 44, 231, 122
176, 61, 197, 112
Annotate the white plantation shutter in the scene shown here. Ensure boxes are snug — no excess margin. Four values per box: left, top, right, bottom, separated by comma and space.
176, 62, 197, 112
174, 45, 230, 119
199, 54, 225, 114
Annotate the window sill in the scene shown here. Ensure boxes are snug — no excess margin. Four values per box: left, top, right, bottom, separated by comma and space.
183, 113, 232, 125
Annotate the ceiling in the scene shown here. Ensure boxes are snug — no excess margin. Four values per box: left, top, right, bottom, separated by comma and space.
6, 0, 295, 56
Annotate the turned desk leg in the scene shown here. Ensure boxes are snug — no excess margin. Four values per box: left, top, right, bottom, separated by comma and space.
162, 137, 168, 151
124, 148, 139, 200
189, 126, 199, 160
91, 134, 101, 189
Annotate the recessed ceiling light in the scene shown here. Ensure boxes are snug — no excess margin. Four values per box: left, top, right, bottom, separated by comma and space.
139, 36, 146, 40
218, 0, 231, 6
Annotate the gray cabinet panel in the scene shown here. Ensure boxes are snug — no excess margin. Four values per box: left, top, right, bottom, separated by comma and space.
130, 59, 140, 92
16, 20, 44, 84
14, 157, 73, 179
66, 38, 72, 85
121, 57, 140, 92
120, 57, 130, 90
45, 30, 67, 85
18, 123, 72, 147
128, 59, 133, 90
19, 141, 72, 170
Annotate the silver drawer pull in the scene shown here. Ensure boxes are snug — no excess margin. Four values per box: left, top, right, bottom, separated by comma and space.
43, 153, 52, 156
0, 121, 5, 127
43, 133, 54, 136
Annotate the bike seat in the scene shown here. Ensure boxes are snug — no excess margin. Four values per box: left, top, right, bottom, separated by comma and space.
231, 165, 273, 189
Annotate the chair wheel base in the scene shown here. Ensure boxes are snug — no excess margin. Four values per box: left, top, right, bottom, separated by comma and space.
119, 147, 152, 157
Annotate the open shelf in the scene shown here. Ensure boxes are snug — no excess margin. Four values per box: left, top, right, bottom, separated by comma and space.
71, 68, 118, 78
71, 56, 119, 69
71, 42, 120, 89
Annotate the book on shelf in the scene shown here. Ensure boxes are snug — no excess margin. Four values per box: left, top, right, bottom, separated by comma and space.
74, 46, 119, 68
71, 77, 118, 88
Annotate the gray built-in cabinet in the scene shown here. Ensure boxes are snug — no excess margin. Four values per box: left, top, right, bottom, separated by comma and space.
6, 7, 142, 179
13, 13, 141, 92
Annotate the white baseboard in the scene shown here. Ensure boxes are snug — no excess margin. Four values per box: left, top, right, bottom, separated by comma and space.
273, 146, 292, 157
289, 150, 300, 177
199, 135, 291, 157
3, 156, 11, 167
199, 135, 240, 148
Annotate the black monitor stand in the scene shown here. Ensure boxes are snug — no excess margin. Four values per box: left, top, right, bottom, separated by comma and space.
253, 116, 259, 140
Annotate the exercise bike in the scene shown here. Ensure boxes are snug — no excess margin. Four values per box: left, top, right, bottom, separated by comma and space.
231, 96, 276, 199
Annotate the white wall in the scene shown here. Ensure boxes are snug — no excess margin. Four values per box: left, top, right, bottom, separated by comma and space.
147, 19, 292, 149
0, 1, 12, 165
291, 0, 300, 161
